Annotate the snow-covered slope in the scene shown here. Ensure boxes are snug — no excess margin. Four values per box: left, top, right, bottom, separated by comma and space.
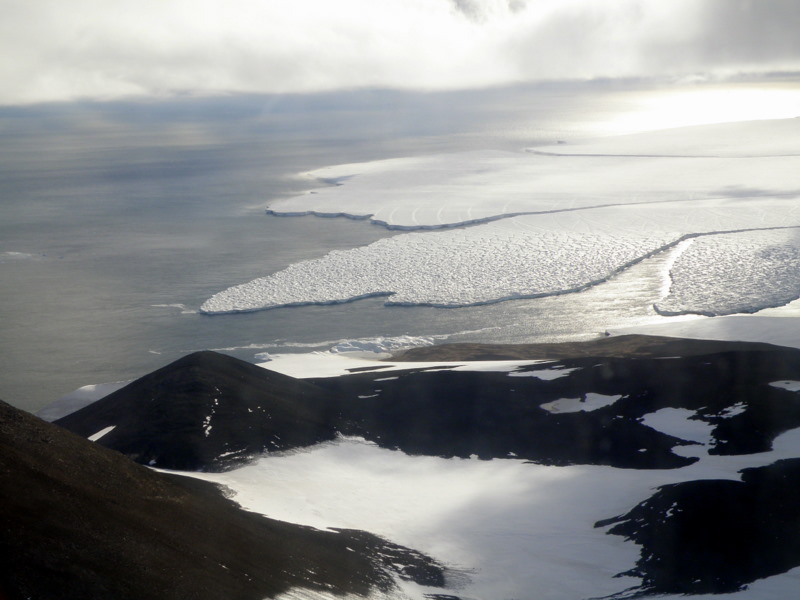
202, 118, 800, 317
54, 342, 800, 600
194, 433, 800, 600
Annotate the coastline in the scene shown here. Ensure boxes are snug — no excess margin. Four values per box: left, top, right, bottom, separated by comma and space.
388, 333, 788, 362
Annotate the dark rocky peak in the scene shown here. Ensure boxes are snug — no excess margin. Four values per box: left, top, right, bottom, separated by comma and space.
55, 350, 343, 471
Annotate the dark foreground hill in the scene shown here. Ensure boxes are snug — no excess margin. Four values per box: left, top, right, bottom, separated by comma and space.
56, 338, 800, 471
0, 399, 445, 600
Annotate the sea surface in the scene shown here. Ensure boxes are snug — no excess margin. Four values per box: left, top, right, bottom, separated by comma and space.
0, 81, 727, 412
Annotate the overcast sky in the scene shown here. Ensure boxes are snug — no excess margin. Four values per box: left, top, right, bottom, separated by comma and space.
1, 0, 799, 106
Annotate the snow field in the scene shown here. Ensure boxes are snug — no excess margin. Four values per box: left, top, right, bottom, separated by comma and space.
193, 424, 800, 600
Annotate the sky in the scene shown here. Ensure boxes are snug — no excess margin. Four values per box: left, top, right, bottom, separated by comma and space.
1, 0, 799, 106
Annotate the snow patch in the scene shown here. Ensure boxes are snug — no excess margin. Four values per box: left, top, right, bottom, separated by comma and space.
185, 425, 800, 600
260, 352, 555, 380
719, 403, 747, 418
771, 380, 800, 392
642, 408, 715, 447
539, 393, 622, 414
88, 425, 116, 442
508, 367, 577, 380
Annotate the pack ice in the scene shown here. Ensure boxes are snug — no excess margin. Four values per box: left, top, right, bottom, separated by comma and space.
201, 119, 800, 316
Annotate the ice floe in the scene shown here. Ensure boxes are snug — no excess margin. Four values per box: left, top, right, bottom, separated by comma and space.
200, 213, 681, 312
656, 229, 800, 316
204, 119, 800, 317
202, 202, 800, 314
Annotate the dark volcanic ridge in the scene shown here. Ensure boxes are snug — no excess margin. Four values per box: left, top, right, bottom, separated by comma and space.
56, 339, 800, 472
56, 350, 342, 471
0, 398, 447, 600
317, 338, 800, 466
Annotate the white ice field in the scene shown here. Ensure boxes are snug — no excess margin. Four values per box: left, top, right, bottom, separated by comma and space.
191, 432, 800, 600
191, 341, 800, 600
201, 118, 800, 317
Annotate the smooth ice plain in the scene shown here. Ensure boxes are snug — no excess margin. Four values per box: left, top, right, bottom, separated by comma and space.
202, 118, 800, 317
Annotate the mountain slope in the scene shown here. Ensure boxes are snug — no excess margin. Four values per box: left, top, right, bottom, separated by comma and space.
55, 350, 342, 470
0, 399, 445, 600
56, 340, 800, 471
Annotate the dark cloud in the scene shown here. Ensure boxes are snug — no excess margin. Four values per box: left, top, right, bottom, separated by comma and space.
697, 0, 800, 66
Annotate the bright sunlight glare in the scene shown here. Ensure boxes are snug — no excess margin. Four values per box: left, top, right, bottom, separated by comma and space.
602, 85, 800, 135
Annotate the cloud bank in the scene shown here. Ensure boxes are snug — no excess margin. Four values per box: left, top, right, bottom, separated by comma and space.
1, 0, 798, 105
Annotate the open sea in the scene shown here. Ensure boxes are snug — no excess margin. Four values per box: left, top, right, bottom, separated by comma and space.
0, 81, 724, 412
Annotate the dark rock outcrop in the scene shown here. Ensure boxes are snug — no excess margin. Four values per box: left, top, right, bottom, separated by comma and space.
314, 341, 800, 467
55, 338, 800, 471
0, 398, 445, 600
318, 366, 695, 469
596, 458, 800, 597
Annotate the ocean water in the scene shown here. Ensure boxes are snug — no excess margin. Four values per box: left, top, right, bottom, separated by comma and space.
0, 82, 719, 412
